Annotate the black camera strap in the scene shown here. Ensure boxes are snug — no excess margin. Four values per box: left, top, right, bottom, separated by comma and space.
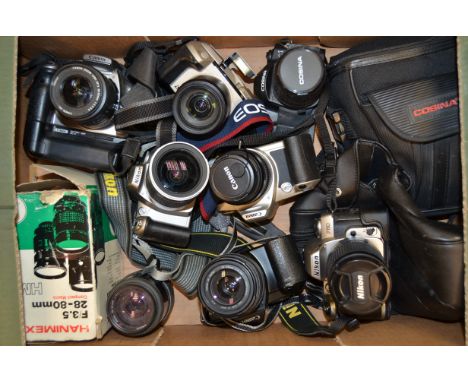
314, 86, 338, 213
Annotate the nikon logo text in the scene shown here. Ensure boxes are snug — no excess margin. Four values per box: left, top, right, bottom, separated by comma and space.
297, 56, 305, 85
224, 166, 238, 190
103, 173, 118, 197
356, 274, 366, 300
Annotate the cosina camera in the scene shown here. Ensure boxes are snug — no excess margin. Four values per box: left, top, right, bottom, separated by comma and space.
128, 142, 210, 247
198, 236, 306, 323
159, 40, 255, 136
24, 54, 134, 172
106, 271, 174, 337
304, 209, 392, 321
254, 41, 326, 128
209, 134, 320, 222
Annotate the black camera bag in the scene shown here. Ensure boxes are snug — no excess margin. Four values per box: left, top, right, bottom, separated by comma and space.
328, 37, 460, 216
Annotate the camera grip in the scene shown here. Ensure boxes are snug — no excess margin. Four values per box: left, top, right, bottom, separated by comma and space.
284, 134, 320, 185
265, 236, 306, 295
24, 65, 56, 158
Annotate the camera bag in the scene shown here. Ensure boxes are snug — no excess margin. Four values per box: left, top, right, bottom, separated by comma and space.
327, 37, 460, 216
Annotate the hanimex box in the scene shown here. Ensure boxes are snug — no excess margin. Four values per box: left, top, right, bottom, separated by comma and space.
15, 165, 123, 342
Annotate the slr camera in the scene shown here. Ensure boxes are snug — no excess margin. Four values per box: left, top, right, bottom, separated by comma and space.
198, 236, 306, 324
304, 209, 392, 321
24, 54, 135, 172
208, 133, 320, 222
254, 40, 326, 126
127, 142, 210, 247
159, 40, 255, 136
107, 271, 174, 337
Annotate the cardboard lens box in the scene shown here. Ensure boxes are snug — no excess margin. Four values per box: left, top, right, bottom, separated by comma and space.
1, 36, 467, 345
15, 165, 123, 342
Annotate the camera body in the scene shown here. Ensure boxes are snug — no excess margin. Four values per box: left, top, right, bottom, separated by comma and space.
159, 40, 255, 136
304, 208, 392, 321
198, 236, 306, 323
255, 41, 326, 111
24, 55, 131, 171
209, 134, 320, 222
127, 142, 210, 247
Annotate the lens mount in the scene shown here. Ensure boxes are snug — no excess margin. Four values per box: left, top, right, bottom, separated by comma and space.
33, 222, 67, 279
148, 142, 209, 208
107, 275, 172, 337
198, 253, 266, 320
173, 80, 228, 136
50, 63, 118, 127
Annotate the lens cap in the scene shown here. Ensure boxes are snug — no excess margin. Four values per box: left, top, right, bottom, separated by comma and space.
209, 150, 267, 205
326, 240, 391, 320
273, 47, 326, 109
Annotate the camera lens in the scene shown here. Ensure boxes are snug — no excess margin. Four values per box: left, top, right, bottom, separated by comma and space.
326, 240, 391, 320
50, 63, 118, 127
61, 75, 93, 108
209, 150, 269, 205
53, 195, 89, 253
272, 47, 326, 109
198, 254, 266, 320
107, 275, 173, 337
33, 222, 67, 279
173, 80, 228, 136
148, 142, 209, 208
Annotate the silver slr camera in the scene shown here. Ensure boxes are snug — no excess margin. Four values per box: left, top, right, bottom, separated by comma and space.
208, 134, 320, 222
159, 40, 255, 136
127, 142, 210, 247
304, 209, 392, 321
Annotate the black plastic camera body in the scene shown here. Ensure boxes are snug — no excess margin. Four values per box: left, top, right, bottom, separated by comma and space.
304, 208, 392, 322
254, 41, 326, 127
24, 55, 131, 172
198, 236, 306, 324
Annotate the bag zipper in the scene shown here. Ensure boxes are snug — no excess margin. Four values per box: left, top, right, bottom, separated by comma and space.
328, 37, 455, 78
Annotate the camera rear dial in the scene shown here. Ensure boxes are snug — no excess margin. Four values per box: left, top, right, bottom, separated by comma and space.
50, 63, 118, 128
173, 80, 228, 136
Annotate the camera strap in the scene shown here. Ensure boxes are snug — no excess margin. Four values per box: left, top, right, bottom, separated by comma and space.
314, 86, 338, 213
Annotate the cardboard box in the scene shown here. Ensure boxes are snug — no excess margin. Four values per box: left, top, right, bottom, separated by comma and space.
15, 166, 123, 342
1, 36, 466, 345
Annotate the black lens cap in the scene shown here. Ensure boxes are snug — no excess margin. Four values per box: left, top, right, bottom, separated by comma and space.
209, 150, 267, 205
326, 240, 391, 320
273, 47, 326, 109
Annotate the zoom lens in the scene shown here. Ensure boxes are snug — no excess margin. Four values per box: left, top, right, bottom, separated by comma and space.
53, 195, 89, 252
326, 240, 391, 320
50, 63, 118, 127
198, 253, 266, 320
148, 142, 209, 208
107, 274, 173, 337
173, 80, 228, 136
33, 222, 66, 279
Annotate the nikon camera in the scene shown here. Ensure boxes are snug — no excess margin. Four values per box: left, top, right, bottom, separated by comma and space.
127, 142, 210, 247
159, 40, 255, 136
209, 133, 320, 222
198, 236, 306, 324
304, 209, 392, 321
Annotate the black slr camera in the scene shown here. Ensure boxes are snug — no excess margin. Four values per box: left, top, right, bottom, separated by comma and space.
304, 209, 392, 322
254, 41, 326, 126
159, 40, 255, 136
24, 54, 134, 172
209, 134, 321, 222
198, 236, 306, 324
